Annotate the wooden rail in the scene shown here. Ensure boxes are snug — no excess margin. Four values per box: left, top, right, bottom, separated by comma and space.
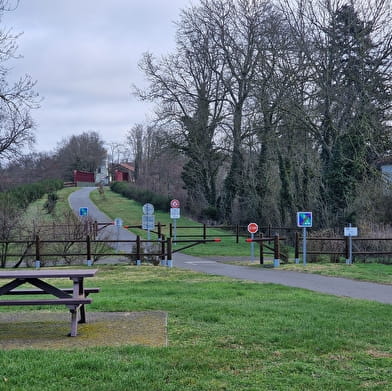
0, 235, 221, 268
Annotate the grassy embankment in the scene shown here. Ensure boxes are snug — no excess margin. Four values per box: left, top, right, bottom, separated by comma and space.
91, 187, 392, 285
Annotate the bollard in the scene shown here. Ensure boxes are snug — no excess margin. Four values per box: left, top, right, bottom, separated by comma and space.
35, 235, 41, 268
86, 259, 92, 267
166, 237, 172, 268
295, 232, 300, 264
273, 234, 280, 268
259, 233, 264, 265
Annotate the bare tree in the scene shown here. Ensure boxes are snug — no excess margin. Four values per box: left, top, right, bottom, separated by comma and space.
55, 131, 107, 180
135, 3, 227, 212
0, 0, 39, 161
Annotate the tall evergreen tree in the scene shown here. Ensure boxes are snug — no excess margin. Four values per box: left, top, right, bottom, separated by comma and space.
323, 4, 391, 220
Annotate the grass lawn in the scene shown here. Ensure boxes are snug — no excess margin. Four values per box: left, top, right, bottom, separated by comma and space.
0, 265, 391, 390
0, 188, 391, 389
89, 187, 392, 285
90, 188, 251, 257
23, 186, 80, 225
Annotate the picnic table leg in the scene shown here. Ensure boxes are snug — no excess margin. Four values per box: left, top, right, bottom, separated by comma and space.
69, 309, 78, 337
71, 277, 86, 324
79, 304, 86, 324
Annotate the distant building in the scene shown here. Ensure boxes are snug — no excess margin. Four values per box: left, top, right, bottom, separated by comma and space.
111, 162, 135, 182
73, 160, 134, 186
73, 170, 95, 187
95, 158, 110, 185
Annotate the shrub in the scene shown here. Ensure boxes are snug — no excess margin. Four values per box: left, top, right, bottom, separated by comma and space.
0, 179, 64, 209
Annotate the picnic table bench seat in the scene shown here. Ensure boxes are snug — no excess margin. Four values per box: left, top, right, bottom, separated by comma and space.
3, 287, 100, 295
0, 298, 92, 306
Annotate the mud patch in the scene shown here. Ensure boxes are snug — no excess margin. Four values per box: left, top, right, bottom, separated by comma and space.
0, 311, 167, 350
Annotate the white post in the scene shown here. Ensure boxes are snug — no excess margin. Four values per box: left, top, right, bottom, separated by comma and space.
250, 233, 255, 262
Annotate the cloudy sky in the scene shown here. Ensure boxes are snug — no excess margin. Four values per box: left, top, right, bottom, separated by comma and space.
3, 0, 191, 153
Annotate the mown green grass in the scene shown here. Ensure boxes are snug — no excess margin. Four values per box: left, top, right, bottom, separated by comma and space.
24, 186, 79, 222
0, 189, 391, 389
279, 263, 392, 285
0, 266, 391, 390
90, 188, 392, 285
90, 188, 251, 257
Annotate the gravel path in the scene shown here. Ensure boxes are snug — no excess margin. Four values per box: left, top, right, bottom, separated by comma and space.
69, 187, 392, 305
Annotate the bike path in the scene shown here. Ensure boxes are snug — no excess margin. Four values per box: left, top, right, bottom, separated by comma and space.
68, 187, 392, 305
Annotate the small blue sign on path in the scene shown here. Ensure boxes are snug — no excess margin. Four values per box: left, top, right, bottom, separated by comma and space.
79, 207, 88, 217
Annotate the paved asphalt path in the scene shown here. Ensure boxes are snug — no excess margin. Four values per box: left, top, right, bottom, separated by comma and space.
69, 187, 392, 305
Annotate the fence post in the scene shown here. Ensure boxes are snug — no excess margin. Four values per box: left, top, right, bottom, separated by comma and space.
273, 234, 280, 268
167, 237, 173, 267
86, 235, 92, 266
94, 221, 98, 238
160, 234, 166, 266
295, 232, 300, 264
158, 222, 162, 239
236, 224, 239, 244
203, 224, 207, 240
35, 235, 41, 269
136, 235, 141, 266
259, 233, 264, 265
169, 223, 173, 238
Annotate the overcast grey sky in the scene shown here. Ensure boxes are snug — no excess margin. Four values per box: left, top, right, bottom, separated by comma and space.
3, 0, 190, 153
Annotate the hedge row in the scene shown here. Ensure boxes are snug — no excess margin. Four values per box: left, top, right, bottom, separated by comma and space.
0, 179, 64, 209
110, 182, 170, 212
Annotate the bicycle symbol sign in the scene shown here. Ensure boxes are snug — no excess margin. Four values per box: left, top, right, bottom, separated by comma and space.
297, 212, 312, 228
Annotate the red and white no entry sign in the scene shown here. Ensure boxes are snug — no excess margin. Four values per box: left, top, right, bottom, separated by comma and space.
247, 223, 259, 234
170, 199, 180, 208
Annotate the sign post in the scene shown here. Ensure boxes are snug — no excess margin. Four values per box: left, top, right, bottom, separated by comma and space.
142, 203, 155, 241
344, 224, 358, 264
170, 199, 180, 245
114, 217, 123, 251
247, 223, 259, 262
297, 212, 312, 266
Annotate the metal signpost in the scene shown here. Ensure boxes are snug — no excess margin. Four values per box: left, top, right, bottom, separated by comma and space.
247, 223, 259, 262
114, 217, 123, 251
344, 224, 358, 264
170, 199, 180, 244
142, 203, 155, 240
297, 212, 312, 266
76, 207, 89, 269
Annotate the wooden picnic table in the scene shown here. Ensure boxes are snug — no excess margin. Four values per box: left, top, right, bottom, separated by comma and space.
0, 269, 99, 337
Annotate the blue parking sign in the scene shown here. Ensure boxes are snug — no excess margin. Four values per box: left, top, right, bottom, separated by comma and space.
297, 212, 312, 228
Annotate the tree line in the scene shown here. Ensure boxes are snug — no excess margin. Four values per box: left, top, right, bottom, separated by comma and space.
131, 0, 392, 228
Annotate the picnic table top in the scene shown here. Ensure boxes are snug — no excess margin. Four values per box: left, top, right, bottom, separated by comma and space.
0, 269, 98, 279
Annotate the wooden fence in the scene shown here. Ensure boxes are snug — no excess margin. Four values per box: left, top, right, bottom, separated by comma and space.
294, 233, 392, 262
0, 234, 222, 268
